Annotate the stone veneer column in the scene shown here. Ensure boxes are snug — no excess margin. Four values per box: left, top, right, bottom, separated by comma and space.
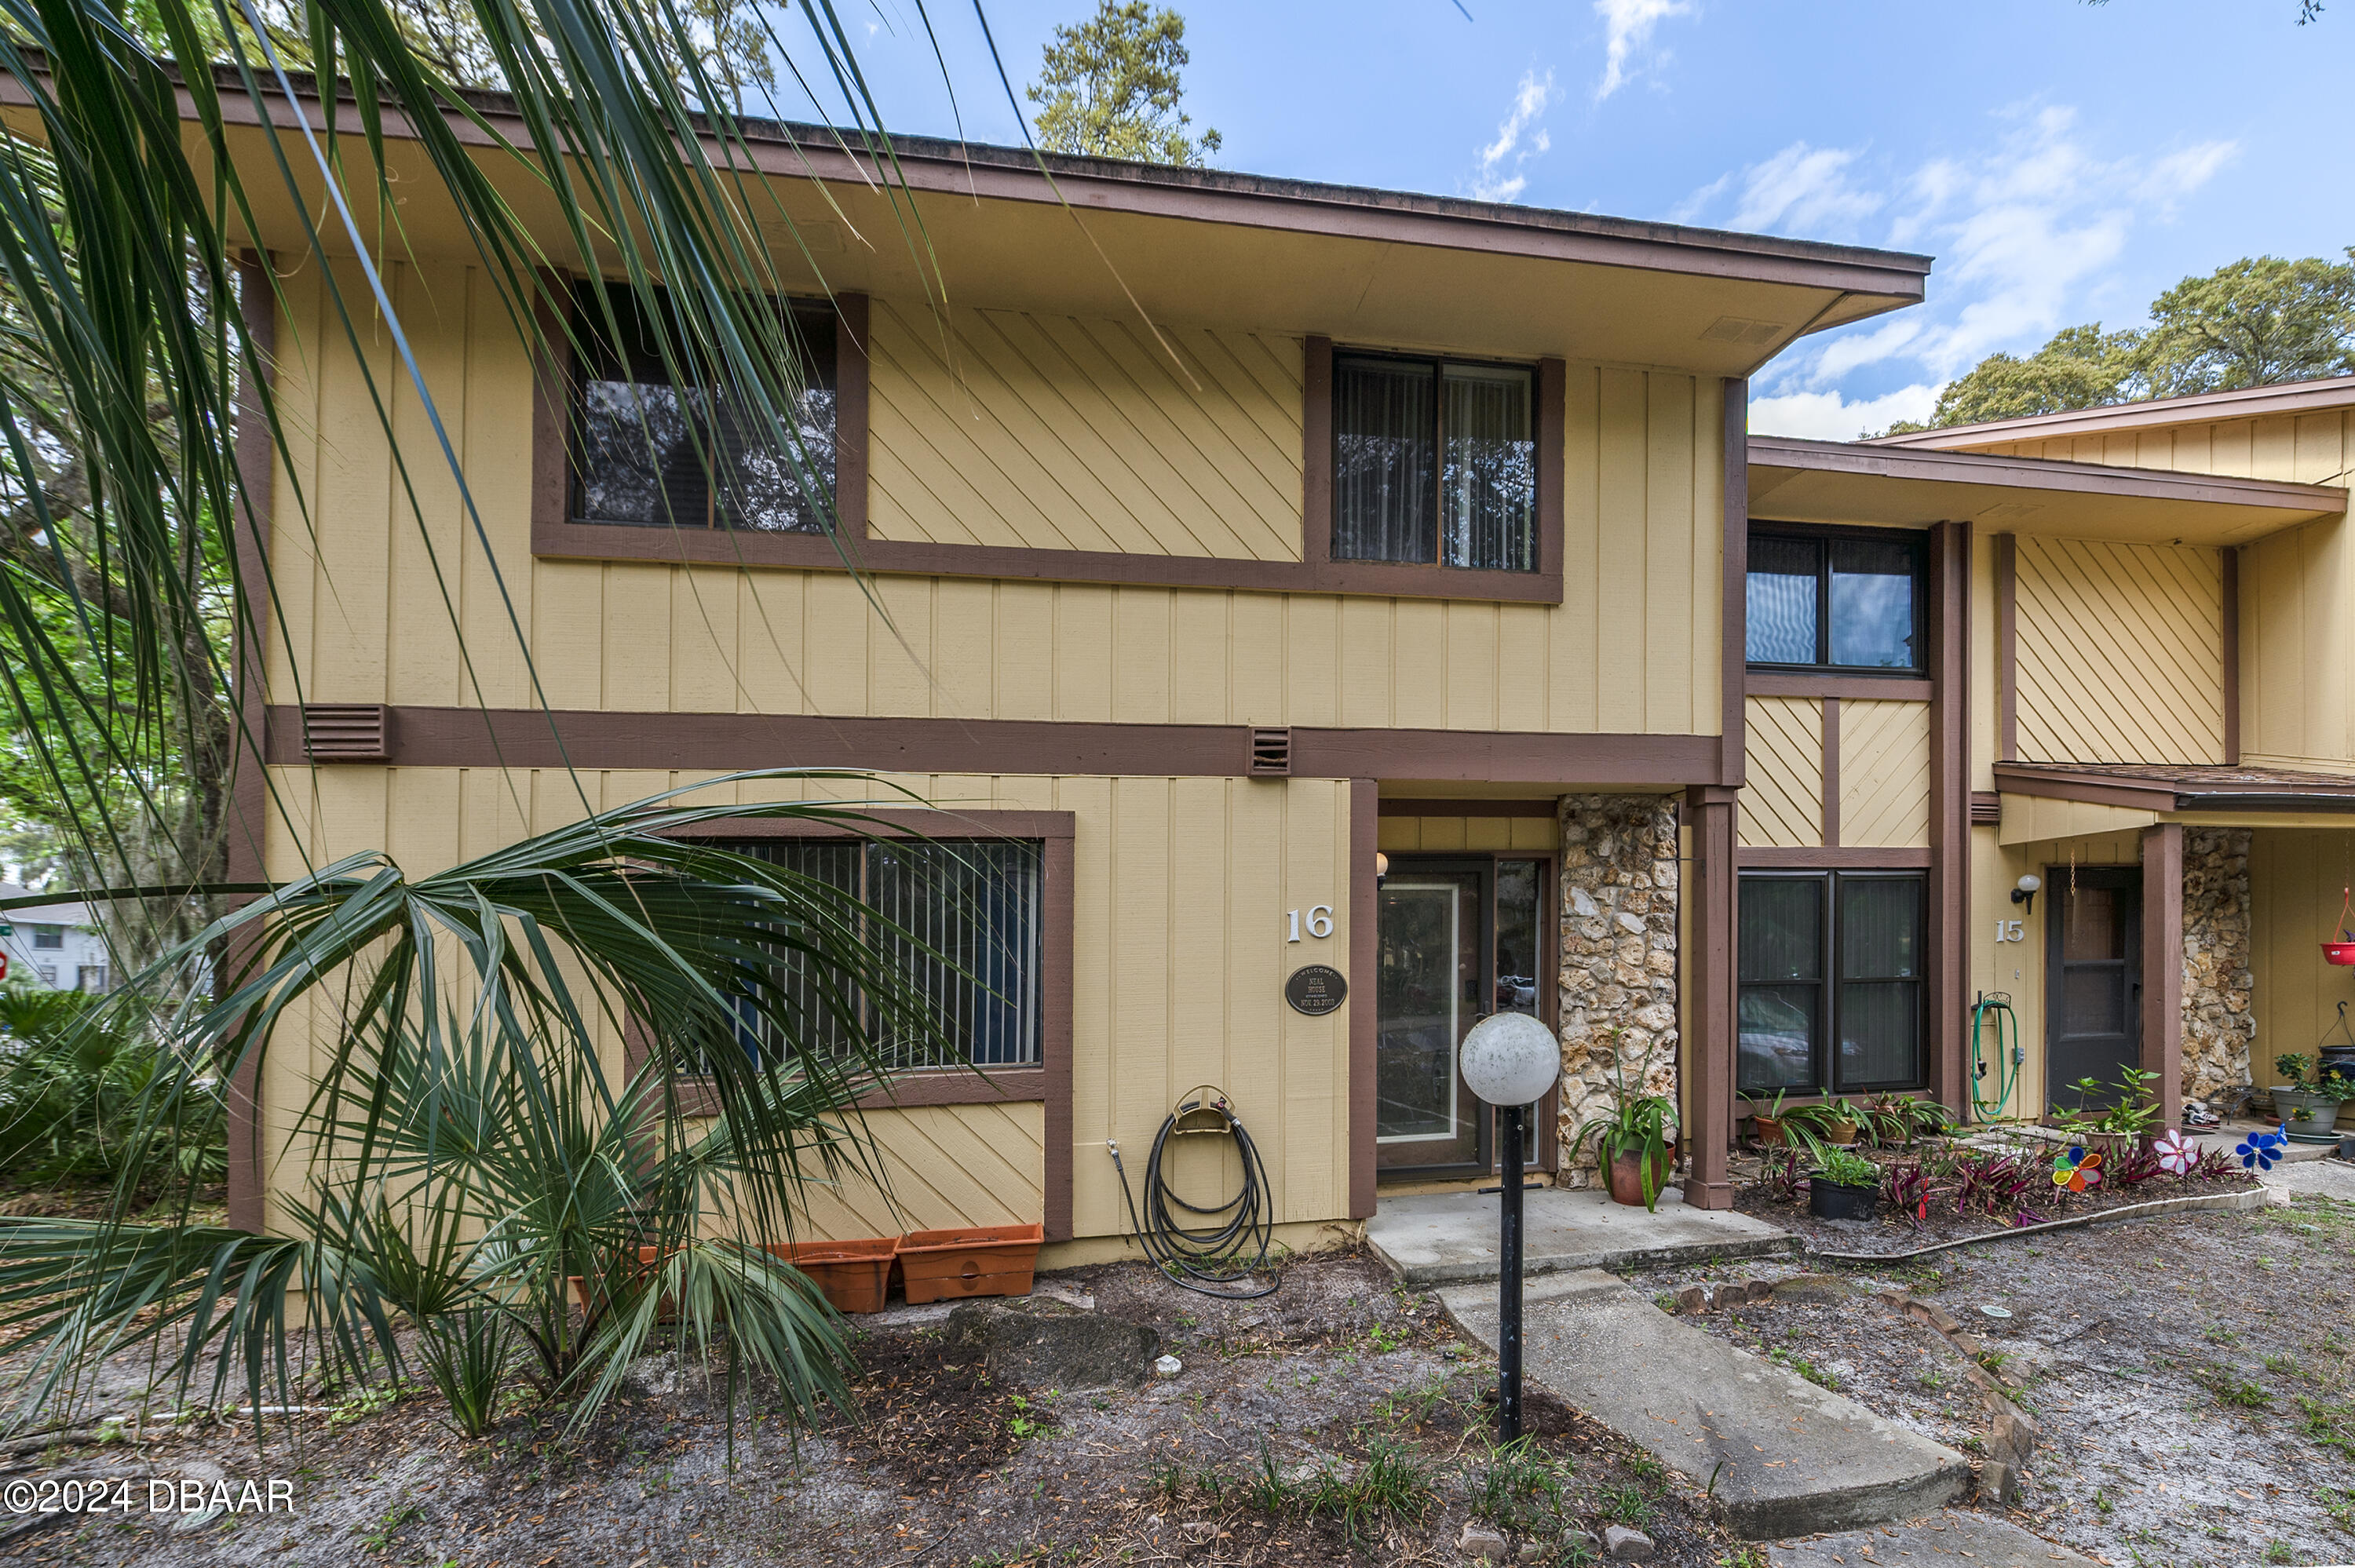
2181, 826, 2255, 1106
1554, 794, 1681, 1187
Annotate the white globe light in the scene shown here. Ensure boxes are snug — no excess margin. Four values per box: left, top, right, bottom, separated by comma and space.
1459, 1012, 1561, 1107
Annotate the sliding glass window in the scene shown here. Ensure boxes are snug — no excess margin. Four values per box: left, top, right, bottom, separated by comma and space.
1745, 527, 1925, 672
1334, 353, 1535, 571
1737, 871, 1925, 1095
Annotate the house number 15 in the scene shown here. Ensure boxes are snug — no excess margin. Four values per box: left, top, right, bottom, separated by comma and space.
1287, 906, 1335, 942
1994, 920, 2025, 943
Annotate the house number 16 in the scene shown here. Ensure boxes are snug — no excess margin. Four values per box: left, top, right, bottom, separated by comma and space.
1287, 906, 1335, 942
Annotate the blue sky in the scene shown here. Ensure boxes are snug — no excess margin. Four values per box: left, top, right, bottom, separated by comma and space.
760, 1, 2355, 438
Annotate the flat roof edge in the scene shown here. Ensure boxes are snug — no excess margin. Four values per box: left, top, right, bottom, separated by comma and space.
1864, 375, 2355, 450
1748, 435, 2348, 511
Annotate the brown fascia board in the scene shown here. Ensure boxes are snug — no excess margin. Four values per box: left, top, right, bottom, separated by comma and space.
1864, 375, 2355, 450
72, 59, 1934, 300
1991, 761, 2355, 814
1748, 435, 2347, 513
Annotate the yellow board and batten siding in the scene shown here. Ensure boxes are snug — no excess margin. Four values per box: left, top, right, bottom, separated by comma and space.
1740, 696, 1823, 847
265, 261, 1729, 739
2011, 537, 2225, 766
1739, 695, 1931, 850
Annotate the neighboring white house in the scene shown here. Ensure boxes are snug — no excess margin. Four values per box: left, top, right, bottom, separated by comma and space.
0, 884, 112, 992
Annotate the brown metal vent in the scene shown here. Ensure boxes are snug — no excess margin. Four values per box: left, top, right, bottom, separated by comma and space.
302, 703, 395, 763
1970, 791, 2001, 827
1249, 726, 1291, 778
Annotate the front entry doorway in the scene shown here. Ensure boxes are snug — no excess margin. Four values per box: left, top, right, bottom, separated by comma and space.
2046, 865, 2143, 1113
1374, 855, 1554, 1180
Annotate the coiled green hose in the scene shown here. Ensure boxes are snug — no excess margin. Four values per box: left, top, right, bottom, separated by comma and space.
1970, 993, 2021, 1121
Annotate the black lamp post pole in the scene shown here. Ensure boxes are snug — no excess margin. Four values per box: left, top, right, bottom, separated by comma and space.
1498, 1100, 1525, 1445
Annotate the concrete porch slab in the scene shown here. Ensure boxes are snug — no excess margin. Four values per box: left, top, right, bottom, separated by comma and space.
1366, 1185, 1796, 1287
1440, 1269, 1972, 1540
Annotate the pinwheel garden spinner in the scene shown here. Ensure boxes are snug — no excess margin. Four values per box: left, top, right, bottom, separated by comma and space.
2151, 1128, 2196, 1176
2236, 1125, 2290, 1172
2052, 1145, 2104, 1193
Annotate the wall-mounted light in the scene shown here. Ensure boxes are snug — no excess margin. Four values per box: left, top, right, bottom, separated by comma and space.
1374, 851, 1389, 889
2011, 873, 2042, 917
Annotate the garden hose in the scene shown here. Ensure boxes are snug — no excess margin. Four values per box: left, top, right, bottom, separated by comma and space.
1969, 993, 2022, 1122
1106, 1085, 1279, 1300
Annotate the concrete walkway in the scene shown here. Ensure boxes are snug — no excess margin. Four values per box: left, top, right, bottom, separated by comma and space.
1768, 1511, 2094, 1568
1439, 1269, 1970, 1539
1367, 1186, 1795, 1286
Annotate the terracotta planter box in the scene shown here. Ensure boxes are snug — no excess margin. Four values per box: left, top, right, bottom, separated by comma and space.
1605, 1143, 1675, 1208
768, 1238, 898, 1315
896, 1222, 1044, 1304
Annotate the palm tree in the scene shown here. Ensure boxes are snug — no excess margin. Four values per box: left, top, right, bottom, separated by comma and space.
0, 0, 983, 1435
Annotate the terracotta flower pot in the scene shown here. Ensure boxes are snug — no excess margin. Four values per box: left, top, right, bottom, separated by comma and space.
1605, 1143, 1675, 1207
1823, 1118, 1860, 1146
767, 1238, 899, 1315
1750, 1116, 1787, 1147
896, 1222, 1044, 1304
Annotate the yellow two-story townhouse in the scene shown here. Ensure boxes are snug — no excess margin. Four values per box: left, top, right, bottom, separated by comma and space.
208, 71, 2355, 1263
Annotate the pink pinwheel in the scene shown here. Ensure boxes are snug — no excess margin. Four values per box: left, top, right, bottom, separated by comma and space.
2152, 1128, 2196, 1176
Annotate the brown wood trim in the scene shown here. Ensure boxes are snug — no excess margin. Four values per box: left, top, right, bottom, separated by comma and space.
853, 1068, 1048, 1110
1743, 673, 1933, 702
1988, 764, 2180, 811
1535, 851, 1561, 1175
1040, 829, 1075, 1241
1928, 520, 1970, 1114
225, 253, 277, 1236
530, 279, 570, 538
1994, 532, 2017, 764
532, 512, 1565, 603
834, 293, 870, 540
2221, 545, 2240, 766
1820, 695, 1840, 849
2140, 822, 2185, 1133
1970, 791, 2002, 826
1721, 377, 1749, 787
1682, 786, 1736, 1210
1738, 847, 1933, 868
666, 808, 1076, 841
1349, 779, 1378, 1220
262, 704, 1723, 785
1758, 432, 2347, 514
1377, 797, 1558, 818
1304, 335, 1334, 574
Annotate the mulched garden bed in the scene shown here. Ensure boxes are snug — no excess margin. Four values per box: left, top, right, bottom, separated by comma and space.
1732, 1135, 2258, 1257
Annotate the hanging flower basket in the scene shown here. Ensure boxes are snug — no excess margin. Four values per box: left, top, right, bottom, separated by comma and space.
2324, 888, 2355, 965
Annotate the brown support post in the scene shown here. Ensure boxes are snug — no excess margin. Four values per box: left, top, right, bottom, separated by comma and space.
1683, 785, 1737, 1211
2221, 545, 2241, 766
1349, 778, 1378, 1220
1929, 521, 1971, 1115
225, 255, 277, 1235
2141, 822, 2185, 1132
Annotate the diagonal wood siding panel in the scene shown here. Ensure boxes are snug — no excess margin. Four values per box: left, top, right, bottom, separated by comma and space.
2014, 537, 2225, 765
1739, 696, 1822, 848
867, 301, 1305, 560
1839, 699, 1932, 848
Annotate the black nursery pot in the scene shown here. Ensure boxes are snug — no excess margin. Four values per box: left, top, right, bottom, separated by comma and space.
1809, 1179, 1881, 1222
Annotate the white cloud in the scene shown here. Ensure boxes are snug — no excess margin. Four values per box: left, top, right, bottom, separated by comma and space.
1594, 0, 1692, 102
1471, 70, 1557, 203
1674, 106, 2240, 403
1749, 384, 1941, 441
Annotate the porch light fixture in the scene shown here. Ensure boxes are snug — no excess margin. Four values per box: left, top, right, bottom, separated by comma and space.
1459, 1011, 1561, 1445
1374, 851, 1389, 888
2011, 874, 2041, 917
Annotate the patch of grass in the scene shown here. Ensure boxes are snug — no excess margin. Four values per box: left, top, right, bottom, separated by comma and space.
2262, 1352, 2299, 1376
1241, 1439, 1291, 1514
1769, 1347, 1842, 1391
1305, 1440, 1436, 1543
1597, 1481, 1656, 1528
360, 1504, 421, 1552
2197, 1369, 2272, 1410
2204, 1324, 2241, 1346
1006, 1393, 1051, 1440
1916, 1369, 1945, 1392
2265, 1539, 2295, 1564
2297, 1395, 2355, 1458
1371, 1377, 1449, 1428
1469, 1438, 1572, 1536
2094, 1488, 2115, 1518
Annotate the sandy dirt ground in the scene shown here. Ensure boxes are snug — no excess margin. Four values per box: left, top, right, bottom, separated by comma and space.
1630, 1185, 2355, 1568
0, 1251, 1743, 1568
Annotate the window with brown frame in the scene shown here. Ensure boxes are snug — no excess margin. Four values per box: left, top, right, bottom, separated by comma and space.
1737, 870, 1925, 1096
1332, 352, 1537, 571
569, 282, 838, 533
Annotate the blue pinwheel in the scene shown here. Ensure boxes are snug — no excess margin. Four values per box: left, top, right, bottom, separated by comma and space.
2236, 1125, 2289, 1171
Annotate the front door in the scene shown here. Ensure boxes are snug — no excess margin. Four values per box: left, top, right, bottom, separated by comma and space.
1375, 856, 1549, 1179
2046, 866, 2142, 1113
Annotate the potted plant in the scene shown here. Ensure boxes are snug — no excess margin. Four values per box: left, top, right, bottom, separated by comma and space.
1745, 1088, 1791, 1147
1820, 1097, 1863, 1146
1569, 1063, 1678, 1212
1809, 1146, 1882, 1222
2273, 1053, 2345, 1142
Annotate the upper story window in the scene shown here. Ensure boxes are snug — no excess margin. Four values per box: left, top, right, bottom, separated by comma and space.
1334, 353, 1536, 572
29, 925, 61, 950
731, 837, 1045, 1072
570, 283, 838, 533
1747, 526, 1924, 672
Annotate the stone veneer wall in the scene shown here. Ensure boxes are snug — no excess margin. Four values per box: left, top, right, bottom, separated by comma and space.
2181, 826, 2255, 1106
1554, 795, 1681, 1185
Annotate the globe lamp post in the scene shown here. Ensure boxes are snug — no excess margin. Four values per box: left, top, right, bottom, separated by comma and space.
1458, 1010, 1561, 1444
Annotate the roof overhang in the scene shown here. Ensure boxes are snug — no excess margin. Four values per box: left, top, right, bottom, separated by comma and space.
0, 64, 1932, 375
1993, 761, 2355, 815
1866, 376, 2355, 453
1747, 436, 2346, 545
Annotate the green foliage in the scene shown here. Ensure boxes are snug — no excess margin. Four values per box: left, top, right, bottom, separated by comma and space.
1809, 1147, 1878, 1189
1899, 250, 2355, 431
1028, 2, 1221, 166
1470, 1438, 1572, 1536
0, 985, 220, 1188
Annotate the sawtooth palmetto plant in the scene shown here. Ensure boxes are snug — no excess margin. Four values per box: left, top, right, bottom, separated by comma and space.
0, 0, 1012, 1438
